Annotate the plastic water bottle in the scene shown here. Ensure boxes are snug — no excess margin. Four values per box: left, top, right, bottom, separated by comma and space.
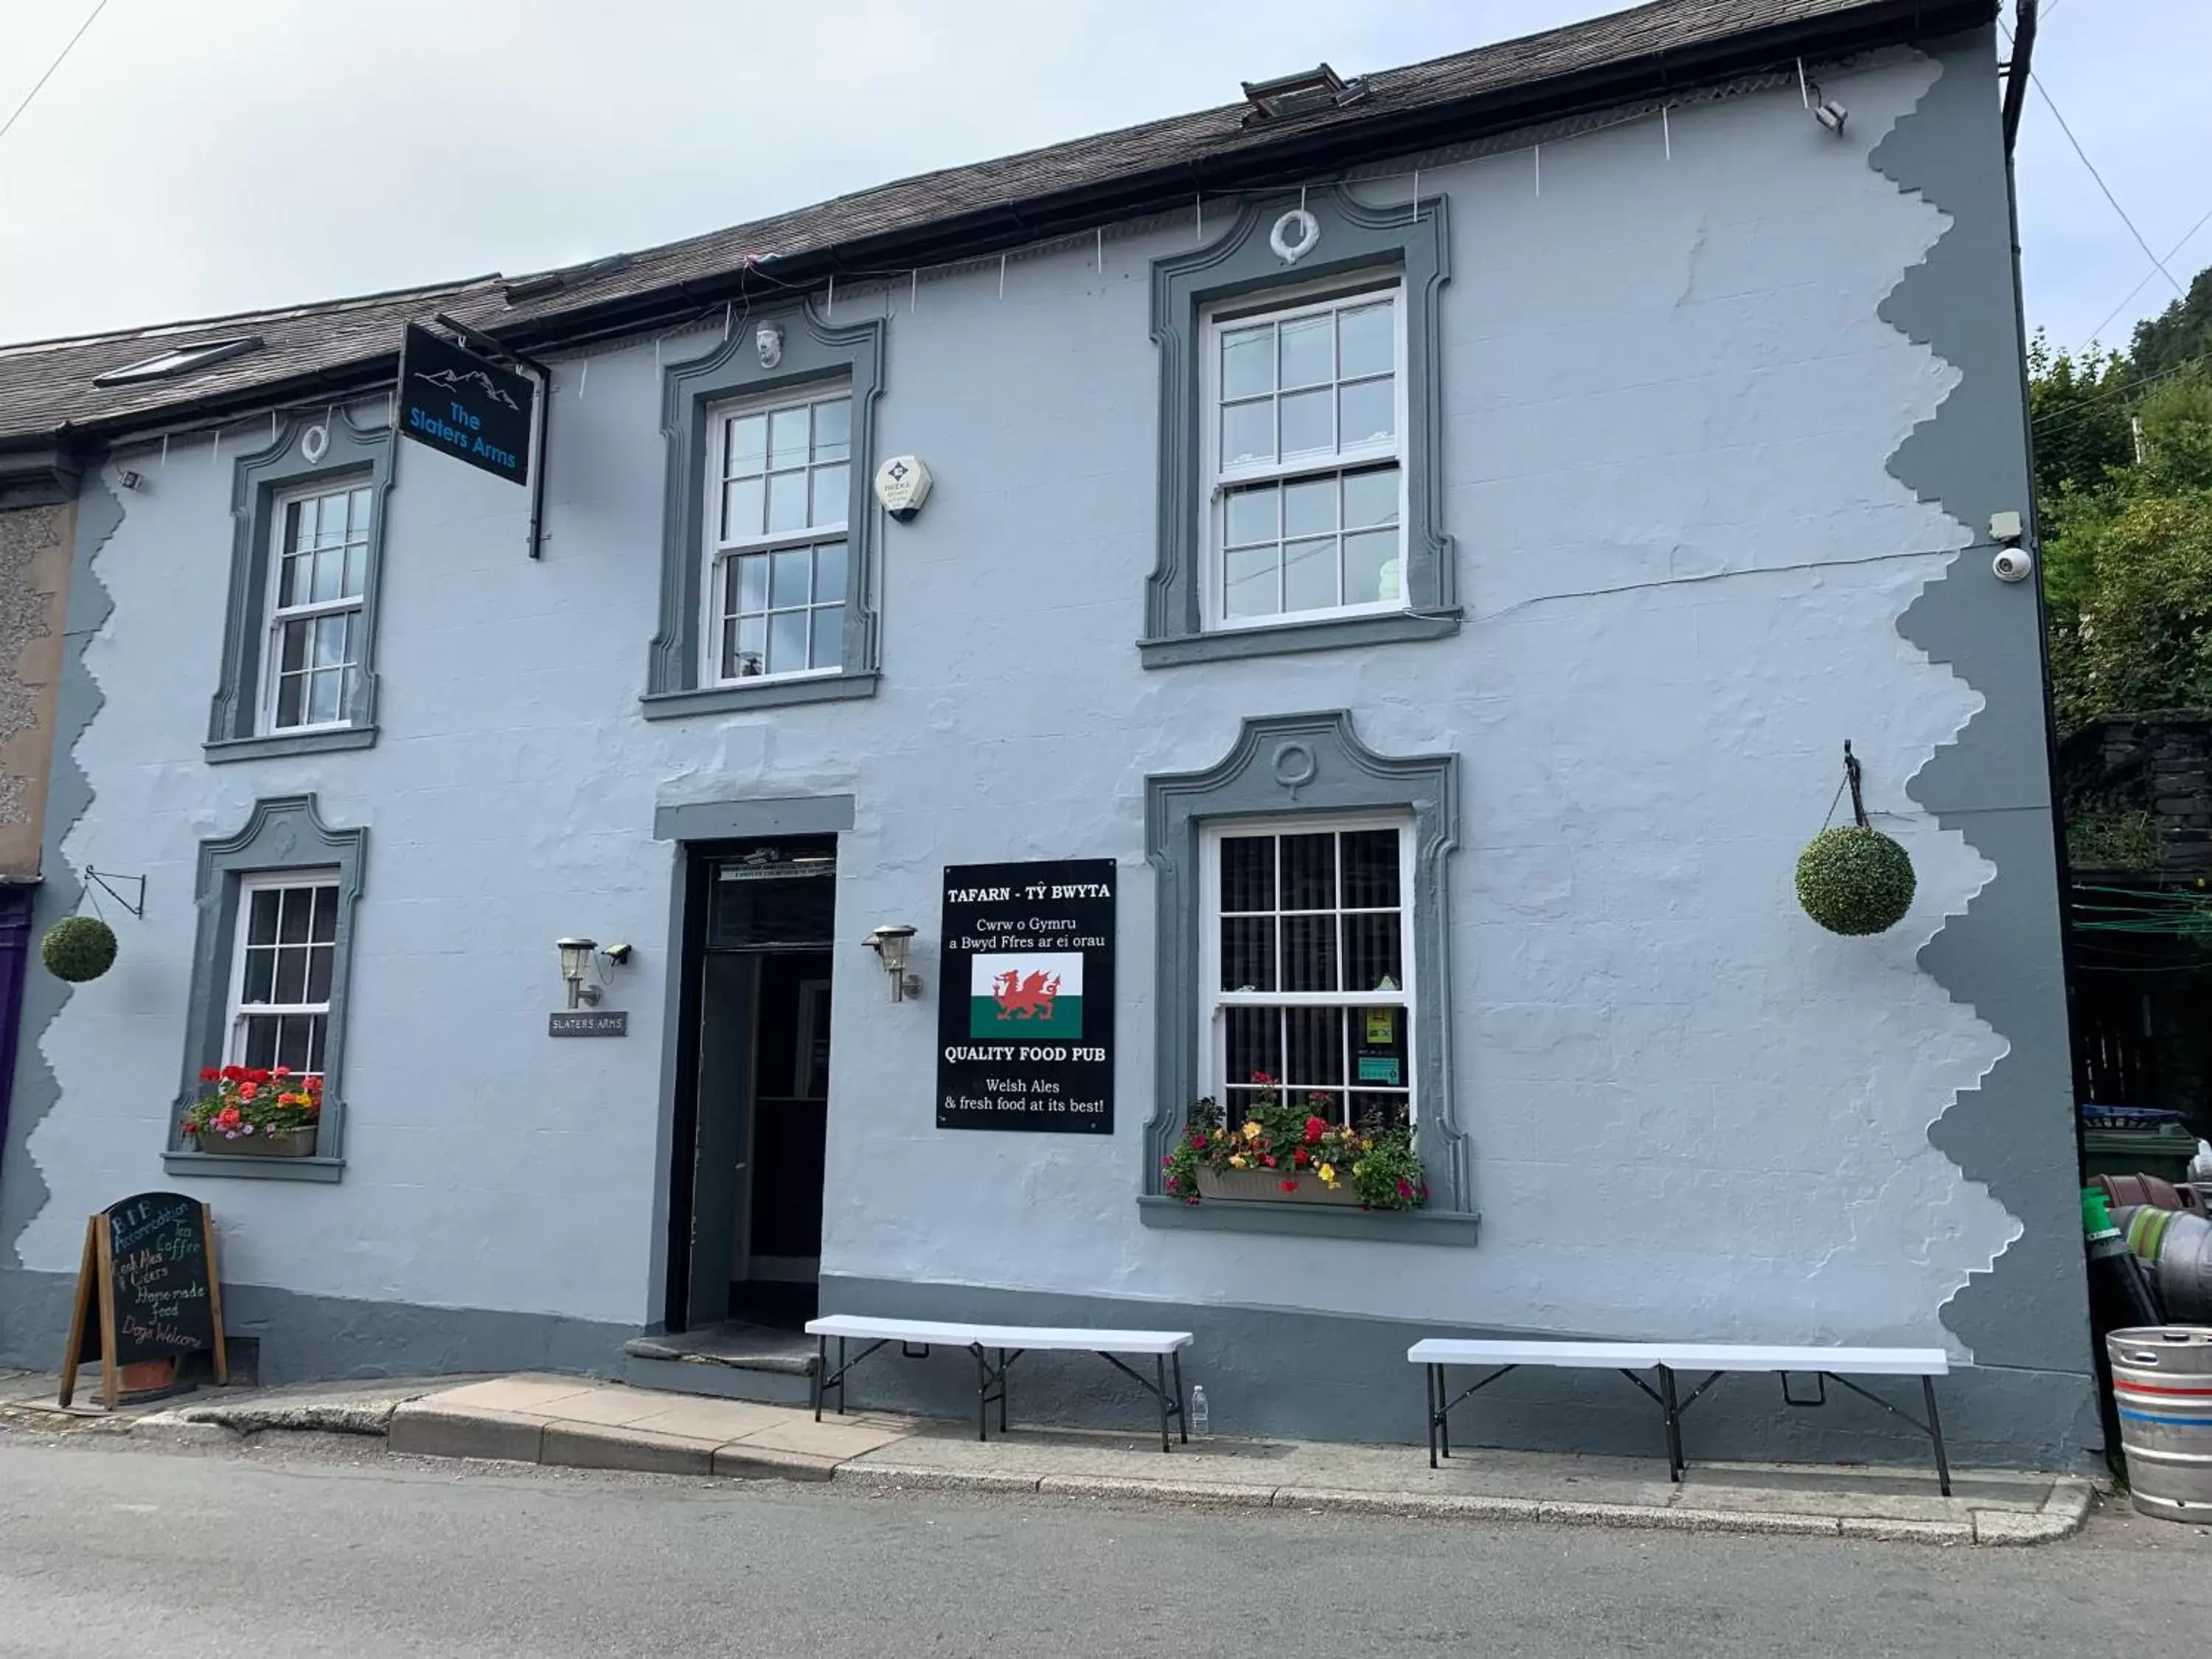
1189, 1385, 1209, 1440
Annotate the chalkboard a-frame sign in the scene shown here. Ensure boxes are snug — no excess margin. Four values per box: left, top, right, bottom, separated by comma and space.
59, 1192, 227, 1409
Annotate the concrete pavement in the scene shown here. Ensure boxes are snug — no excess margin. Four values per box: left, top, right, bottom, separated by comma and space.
24, 1366, 2098, 1546
0, 1435, 2202, 1659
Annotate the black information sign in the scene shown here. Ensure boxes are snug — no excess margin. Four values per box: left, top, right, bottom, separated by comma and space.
549, 1009, 628, 1037
937, 859, 1115, 1133
396, 323, 535, 486
60, 1191, 226, 1408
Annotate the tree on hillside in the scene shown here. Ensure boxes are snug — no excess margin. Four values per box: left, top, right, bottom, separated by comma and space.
2033, 266, 2212, 733
2029, 333, 2132, 502
2131, 267, 2212, 382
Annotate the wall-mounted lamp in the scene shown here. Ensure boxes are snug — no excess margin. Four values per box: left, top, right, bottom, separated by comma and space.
556, 936, 601, 1009
861, 924, 923, 1003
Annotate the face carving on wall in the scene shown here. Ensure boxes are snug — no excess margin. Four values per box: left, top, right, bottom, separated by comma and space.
755, 324, 784, 369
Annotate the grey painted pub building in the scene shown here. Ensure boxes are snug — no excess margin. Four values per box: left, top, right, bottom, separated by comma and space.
0, 0, 2098, 1466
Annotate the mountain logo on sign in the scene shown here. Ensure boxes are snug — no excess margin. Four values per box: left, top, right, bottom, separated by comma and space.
970, 951, 1083, 1039
414, 366, 520, 409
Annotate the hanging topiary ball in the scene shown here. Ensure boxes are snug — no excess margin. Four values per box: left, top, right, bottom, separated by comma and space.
1795, 826, 1916, 936
41, 914, 118, 983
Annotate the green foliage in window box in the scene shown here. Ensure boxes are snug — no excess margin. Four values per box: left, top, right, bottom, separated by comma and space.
1163, 1077, 1425, 1210
40, 914, 117, 983
1795, 825, 1916, 936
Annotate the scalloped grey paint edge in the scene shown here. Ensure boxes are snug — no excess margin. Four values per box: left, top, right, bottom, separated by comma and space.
0, 473, 119, 1284
1873, 28, 2098, 1456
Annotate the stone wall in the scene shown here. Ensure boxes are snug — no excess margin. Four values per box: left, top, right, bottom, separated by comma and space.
0, 502, 72, 883
2059, 712, 2212, 876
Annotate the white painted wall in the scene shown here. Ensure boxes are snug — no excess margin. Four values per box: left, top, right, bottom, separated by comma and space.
18, 46, 2024, 1352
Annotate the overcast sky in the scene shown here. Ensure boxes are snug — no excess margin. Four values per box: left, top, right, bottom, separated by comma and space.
0, 0, 2202, 361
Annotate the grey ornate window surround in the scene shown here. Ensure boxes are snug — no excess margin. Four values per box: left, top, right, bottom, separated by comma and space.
206, 409, 391, 761
644, 302, 886, 718
1143, 187, 1457, 668
1140, 712, 1477, 1244
164, 795, 366, 1183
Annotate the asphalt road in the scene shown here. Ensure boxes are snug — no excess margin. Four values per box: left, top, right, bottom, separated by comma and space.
4, 1433, 2211, 1658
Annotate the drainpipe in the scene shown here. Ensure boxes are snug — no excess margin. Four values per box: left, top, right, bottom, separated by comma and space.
1998, 0, 2104, 1442
2002, 0, 2036, 158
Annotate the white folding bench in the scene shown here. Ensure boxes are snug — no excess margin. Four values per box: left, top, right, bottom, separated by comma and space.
1408, 1338, 1952, 1495
807, 1314, 1195, 1451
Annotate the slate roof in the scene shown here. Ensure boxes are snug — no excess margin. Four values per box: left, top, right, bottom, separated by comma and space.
0, 0, 1988, 452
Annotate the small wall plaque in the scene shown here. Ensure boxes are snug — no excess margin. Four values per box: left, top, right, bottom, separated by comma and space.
550, 1010, 627, 1037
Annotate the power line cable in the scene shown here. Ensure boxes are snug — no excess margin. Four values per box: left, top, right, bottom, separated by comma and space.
2084, 204, 2212, 350
2023, 65, 2187, 305
2031, 348, 2212, 440
0, 0, 112, 147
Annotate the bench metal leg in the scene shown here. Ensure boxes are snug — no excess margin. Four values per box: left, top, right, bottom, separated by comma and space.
813, 1338, 887, 1422
1658, 1366, 1684, 1484
973, 1347, 990, 1442
1426, 1364, 1531, 1467
1922, 1377, 1952, 1498
1171, 1349, 1186, 1445
998, 1349, 1009, 1435
1427, 1363, 1440, 1470
1097, 1352, 1182, 1452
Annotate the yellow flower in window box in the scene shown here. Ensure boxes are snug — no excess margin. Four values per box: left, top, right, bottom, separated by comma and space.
1242, 1121, 1262, 1142
1229, 1153, 1248, 1169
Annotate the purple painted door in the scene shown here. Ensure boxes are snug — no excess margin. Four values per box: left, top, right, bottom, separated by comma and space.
0, 884, 37, 1182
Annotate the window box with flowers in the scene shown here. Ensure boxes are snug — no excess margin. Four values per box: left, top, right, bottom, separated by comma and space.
182, 1065, 323, 1158
1163, 1074, 1427, 1211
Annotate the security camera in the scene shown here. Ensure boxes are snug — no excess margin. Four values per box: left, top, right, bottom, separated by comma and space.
602, 942, 634, 965
1815, 99, 1848, 135
1992, 547, 2034, 584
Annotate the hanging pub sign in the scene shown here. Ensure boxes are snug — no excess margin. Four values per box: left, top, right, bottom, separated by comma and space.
937, 859, 1115, 1134
59, 1192, 226, 1409
395, 323, 534, 486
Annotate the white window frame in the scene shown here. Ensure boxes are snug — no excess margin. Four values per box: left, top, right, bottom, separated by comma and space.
1199, 276, 1411, 632
258, 479, 370, 736
699, 380, 854, 689
224, 871, 340, 1077
1197, 810, 1418, 1126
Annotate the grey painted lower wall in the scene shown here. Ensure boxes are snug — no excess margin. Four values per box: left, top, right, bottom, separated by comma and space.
821, 1275, 2098, 1471
0, 1260, 2095, 1470
0, 1268, 631, 1387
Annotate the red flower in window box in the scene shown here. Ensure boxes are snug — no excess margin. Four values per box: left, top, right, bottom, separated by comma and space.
1166, 1086, 1427, 1211
181, 1061, 322, 1154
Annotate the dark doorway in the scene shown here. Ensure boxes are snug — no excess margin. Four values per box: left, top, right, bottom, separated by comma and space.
664, 838, 836, 1334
